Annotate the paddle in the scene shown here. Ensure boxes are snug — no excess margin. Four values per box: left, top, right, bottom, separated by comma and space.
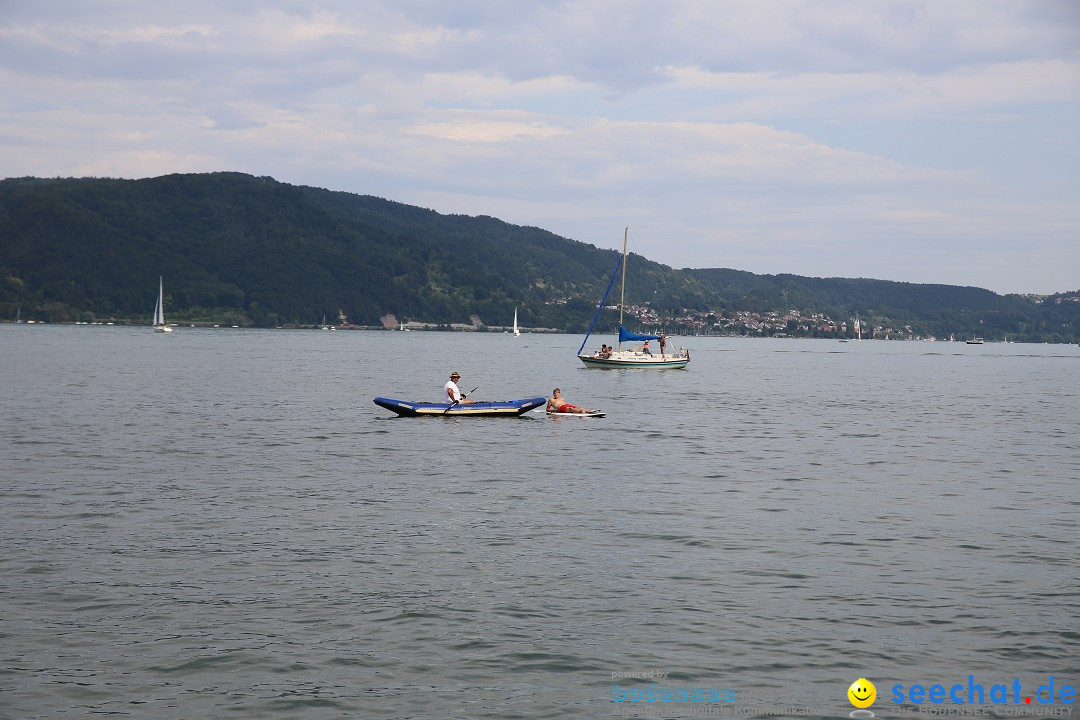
444, 386, 479, 414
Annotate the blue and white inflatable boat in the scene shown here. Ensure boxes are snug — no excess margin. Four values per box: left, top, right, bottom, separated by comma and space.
374, 396, 546, 417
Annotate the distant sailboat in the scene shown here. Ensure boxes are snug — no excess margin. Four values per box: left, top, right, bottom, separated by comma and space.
152, 277, 172, 333
855, 312, 862, 341
513, 307, 521, 337
14, 306, 21, 324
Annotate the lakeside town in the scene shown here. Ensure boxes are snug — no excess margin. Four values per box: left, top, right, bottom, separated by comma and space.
389, 306, 888, 339
382, 294, 1080, 343
621, 304, 937, 341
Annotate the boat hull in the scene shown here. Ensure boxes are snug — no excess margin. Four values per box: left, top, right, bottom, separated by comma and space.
374, 396, 546, 417
578, 351, 688, 369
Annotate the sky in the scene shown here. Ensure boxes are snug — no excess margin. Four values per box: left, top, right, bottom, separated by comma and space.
1, 1, 1078, 295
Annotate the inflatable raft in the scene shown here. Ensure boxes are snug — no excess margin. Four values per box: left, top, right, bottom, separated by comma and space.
374, 396, 546, 417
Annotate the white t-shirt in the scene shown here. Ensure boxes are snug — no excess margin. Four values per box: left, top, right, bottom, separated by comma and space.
444, 380, 461, 402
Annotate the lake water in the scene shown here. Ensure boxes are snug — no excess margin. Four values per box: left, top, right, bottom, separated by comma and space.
2, 325, 1078, 719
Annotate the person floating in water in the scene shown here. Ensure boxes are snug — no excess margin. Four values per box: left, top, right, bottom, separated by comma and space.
444, 371, 472, 404
546, 388, 596, 414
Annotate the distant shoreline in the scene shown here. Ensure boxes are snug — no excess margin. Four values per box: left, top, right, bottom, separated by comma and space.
6, 320, 1077, 345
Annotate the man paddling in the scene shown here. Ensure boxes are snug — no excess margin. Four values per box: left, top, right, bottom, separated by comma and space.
546, 388, 596, 414
444, 371, 472, 404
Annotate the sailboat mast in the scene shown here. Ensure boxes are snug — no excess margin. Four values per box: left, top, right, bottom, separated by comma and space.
618, 227, 628, 350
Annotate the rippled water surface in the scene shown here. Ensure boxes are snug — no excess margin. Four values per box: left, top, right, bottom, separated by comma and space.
2, 326, 1078, 719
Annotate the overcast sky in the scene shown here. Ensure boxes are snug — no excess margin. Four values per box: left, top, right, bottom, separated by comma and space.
2, 1, 1077, 294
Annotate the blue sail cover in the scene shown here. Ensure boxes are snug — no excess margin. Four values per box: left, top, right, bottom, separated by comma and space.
619, 326, 660, 343
577, 252, 623, 355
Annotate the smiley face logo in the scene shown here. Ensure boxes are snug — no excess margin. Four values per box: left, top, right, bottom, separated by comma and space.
848, 678, 877, 709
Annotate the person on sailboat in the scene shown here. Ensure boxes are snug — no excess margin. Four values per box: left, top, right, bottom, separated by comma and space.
444, 372, 472, 404
642, 339, 652, 355
546, 388, 595, 414
658, 334, 667, 358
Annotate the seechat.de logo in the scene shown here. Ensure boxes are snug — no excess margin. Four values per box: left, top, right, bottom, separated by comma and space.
891, 676, 1076, 706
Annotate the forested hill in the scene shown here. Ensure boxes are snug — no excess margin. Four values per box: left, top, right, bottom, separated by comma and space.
1, 172, 1077, 341
684, 269, 1079, 342
0, 172, 708, 331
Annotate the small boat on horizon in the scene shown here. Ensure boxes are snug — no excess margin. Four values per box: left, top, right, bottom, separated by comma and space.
152, 276, 172, 333
966, 335, 984, 345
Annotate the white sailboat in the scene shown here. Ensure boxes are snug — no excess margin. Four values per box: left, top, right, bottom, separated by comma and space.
577, 228, 689, 369
152, 276, 172, 333
513, 307, 521, 336
855, 313, 862, 341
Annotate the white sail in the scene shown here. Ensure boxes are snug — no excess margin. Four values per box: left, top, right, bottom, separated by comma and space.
513, 307, 520, 336
153, 276, 172, 332
153, 278, 163, 326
